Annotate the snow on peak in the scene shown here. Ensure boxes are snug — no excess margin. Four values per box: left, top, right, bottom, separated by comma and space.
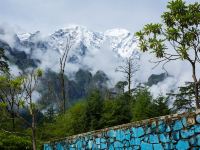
17, 32, 31, 41
104, 28, 130, 37
17, 25, 139, 59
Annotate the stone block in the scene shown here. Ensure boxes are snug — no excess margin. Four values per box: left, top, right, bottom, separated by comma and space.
173, 120, 183, 131
194, 125, 200, 133
132, 127, 145, 138
176, 140, 190, 150
153, 143, 164, 150
196, 114, 200, 123
149, 134, 159, 144
141, 142, 153, 150
180, 129, 194, 138
159, 133, 170, 143
172, 131, 180, 141
116, 130, 125, 141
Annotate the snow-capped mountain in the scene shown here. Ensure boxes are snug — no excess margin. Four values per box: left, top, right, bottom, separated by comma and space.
0, 24, 178, 98
17, 25, 138, 59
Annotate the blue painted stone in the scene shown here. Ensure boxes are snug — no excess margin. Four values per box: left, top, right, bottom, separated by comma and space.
56, 143, 64, 150
176, 140, 190, 150
173, 120, 183, 131
76, 140, 82, 149
125, 133, 131, 140
158, 123, 166, 133
132, 127, 145, 137
172, 131, 180, 141
146, 127, 151, 134
151, 122, 157, 133
151, 122, 157, 128
107, 130, 116, 137
180, 129, 194, 138
166, 125, 171, 132
135, 138, 141, 145
133, 146, 140, 149
96, 138, 101, 145
97, 144, 101, 149
108, 144, 114, 150
88, 140, 93, 149
190, 137, 197, 146
69, 144, 75, 148
101, 138, 106, 143
195, 125, 200, 133
44, 144, 52, 150
163, 143, 174, 149
153, 144, 164, 150
159, 134, 170, 143
141, 142, 153, 150
109, 138, 114, 143
197, 135, 200, 146
149, 134, 159, 143
130, 138, 135, 146
196, 115, 200, 123
144, 136, 149, 142
125, 129, 131, 134
182, 117, 187, 127
101, 143, 107, 149
114, 141, 123, 148
116, 130, 125, 141
123, 140, 130, 147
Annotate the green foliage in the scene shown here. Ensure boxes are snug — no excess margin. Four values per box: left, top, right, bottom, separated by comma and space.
136, 0, 200, 60
132, 87, 170, 121
135, 0, 200, 109
101, 93, 132, 128
168, 82, 196, 112
0, 131, 32, 150
39, 101, 87, 140
84, 90, 103, 131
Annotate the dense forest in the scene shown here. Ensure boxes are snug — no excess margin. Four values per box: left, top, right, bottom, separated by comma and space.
0, 0, 200, 149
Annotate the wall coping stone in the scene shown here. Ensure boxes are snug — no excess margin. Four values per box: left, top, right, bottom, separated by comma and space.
45, 109, 200, 144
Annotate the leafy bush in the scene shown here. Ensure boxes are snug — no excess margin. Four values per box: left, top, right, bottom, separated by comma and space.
0, 131, 32, 150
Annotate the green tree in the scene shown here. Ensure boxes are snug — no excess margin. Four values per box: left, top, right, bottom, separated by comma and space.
0, 130, 32, 150
84, 90, 103, 131
101, 93, 132, 128
0, 74, 24, 131
132, 87, 153, 121
132, 87, 170, 121
168, 82, 196, 112
151, 95, 171, 117
40, 101, 87, 141
136, 0, 200, 108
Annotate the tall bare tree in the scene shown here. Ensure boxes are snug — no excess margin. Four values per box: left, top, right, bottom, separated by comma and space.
116, 56, 139, 96
21, 69, 42, 150
59, 37, 73, 113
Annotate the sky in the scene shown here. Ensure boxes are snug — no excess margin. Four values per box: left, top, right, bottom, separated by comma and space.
0, 0, 170, 34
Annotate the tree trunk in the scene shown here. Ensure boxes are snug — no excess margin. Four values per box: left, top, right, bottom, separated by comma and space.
128, 60, 131, 96
11, 111, 15, 131
11, 100, 15, 131
60, 71, 66, 113
192, 63, 200, 109
31, 113, 36, 150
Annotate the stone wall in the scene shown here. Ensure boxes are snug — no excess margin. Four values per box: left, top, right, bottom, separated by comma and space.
44, 110, 200, 150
